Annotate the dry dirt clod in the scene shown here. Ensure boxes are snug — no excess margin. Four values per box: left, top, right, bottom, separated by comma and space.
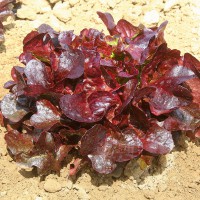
20, 0, 51, 14
0, 191, 7, 197
17, 5, 37, 20
98, 185, 107, 191
53, 2, 72, 23
43, 179, 62, 193
143, 10, 160, 25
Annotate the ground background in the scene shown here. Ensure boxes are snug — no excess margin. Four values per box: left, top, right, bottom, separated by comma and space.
0, 0, 200, 199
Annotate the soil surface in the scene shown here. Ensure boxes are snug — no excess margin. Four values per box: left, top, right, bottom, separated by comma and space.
0, 0, 200, 200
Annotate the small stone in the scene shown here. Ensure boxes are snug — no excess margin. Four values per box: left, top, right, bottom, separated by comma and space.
40, 6, 51, 14
44, 179, 62, 193
53, 2, 71, 23
0, 191, 7, 197
17, 5, 37, 20
98, 185, 107, 191
143, 10, 160, 25
22, 0, 50, 14
48, 14, 62, 31
164, 0, 179, 12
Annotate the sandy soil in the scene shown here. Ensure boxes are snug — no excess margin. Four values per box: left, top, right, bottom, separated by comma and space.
0, 0, 200, 199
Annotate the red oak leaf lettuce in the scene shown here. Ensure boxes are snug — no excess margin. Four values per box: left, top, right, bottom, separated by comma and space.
0, 12, 199, 176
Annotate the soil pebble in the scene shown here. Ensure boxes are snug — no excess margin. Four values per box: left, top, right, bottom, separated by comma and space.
143, 10, 160, 25
17, 5, 37, 20
53, 2, 71, 23
43, 179, 62, 193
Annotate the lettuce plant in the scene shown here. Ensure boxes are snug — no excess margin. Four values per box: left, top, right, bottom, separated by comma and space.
0, 12, 199, 175
0, 0, 15, 42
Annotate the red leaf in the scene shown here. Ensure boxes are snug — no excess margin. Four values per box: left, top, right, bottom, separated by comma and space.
80, 124, 107, 156
30, 99, 60, 129
81, 125, 143, 174
23, 33, 54, 60
54, 49, 84, 81
60, 91, 119, 123
97, 12, 116, 35
5, 131, 34, 155
1, 94, 29, 123
143, 124, 174, 154
116, 19, 140, 38
24, 59, 51, 88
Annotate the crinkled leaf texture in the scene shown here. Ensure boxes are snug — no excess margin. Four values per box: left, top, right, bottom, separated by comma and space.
24, 59, 49, 87
60, 91, 119, 123
142, 124, 174, 154
81, 124, 143, 174
0, 12, 199, 176
5, 130, 34, 155
1, 94, 29, 123
54, 49, 85, 81
5, 130, 72, 175
30, 99, 60, 129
